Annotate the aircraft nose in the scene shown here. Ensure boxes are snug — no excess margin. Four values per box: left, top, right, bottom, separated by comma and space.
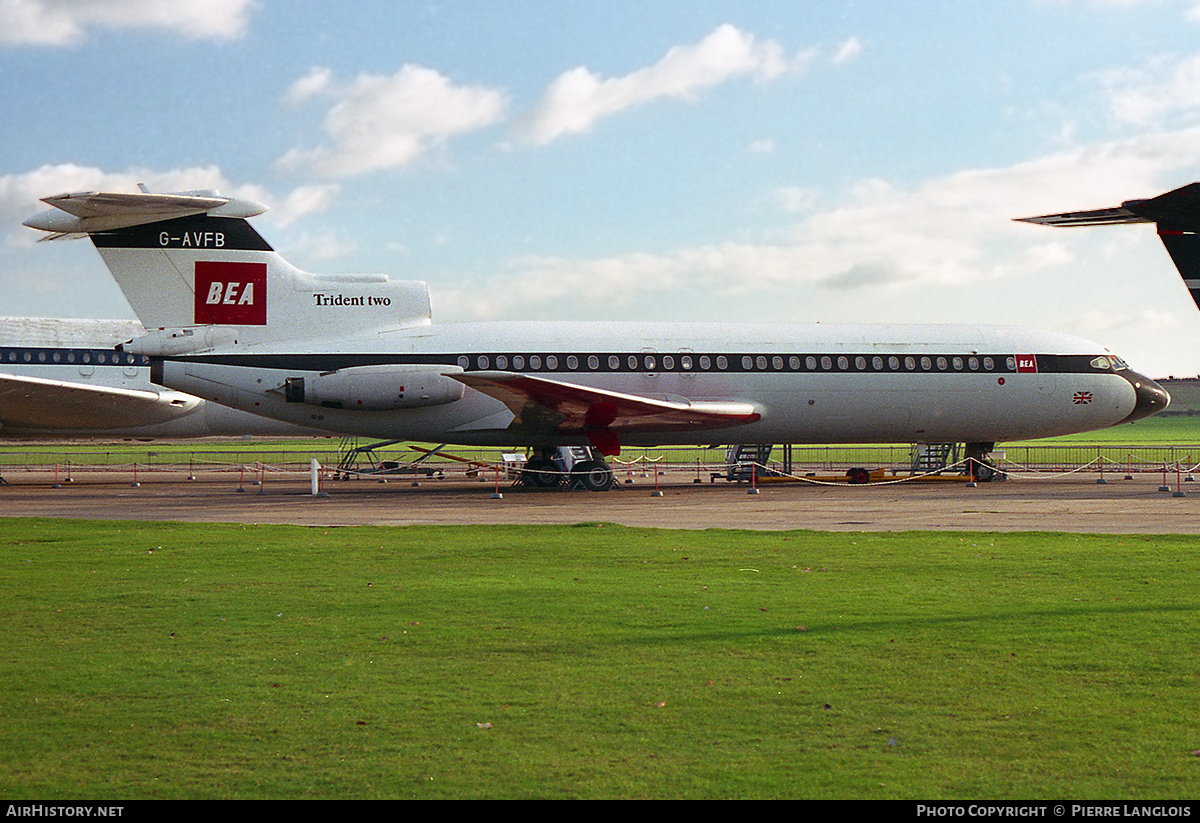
1119, 371, 1170, 424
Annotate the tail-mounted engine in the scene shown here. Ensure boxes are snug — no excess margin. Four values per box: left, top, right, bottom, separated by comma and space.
281, 364, 464, 411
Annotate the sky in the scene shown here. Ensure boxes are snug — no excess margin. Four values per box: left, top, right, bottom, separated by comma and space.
6, 0, 1200, 376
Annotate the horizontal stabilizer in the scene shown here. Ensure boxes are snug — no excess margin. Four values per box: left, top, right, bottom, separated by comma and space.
454, 371, 760, 441
1013, 206, 1149, 227
23, 189, 267, 238
1014, 181, 1200, 231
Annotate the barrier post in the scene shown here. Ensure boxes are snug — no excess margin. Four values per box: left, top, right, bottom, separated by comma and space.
311, 458, 327, 497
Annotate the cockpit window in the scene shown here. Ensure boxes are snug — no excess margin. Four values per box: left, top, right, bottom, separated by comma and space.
1090, 356, 1111, 370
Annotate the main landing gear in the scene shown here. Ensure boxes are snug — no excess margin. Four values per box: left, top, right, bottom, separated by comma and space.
520, 446, 615, 491
964, 441, 1002, 482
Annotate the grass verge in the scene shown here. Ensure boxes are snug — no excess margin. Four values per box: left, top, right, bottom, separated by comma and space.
1, 519, 1197, 799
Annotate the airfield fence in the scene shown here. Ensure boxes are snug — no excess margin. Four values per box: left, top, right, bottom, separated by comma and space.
0, 442, 1197, 481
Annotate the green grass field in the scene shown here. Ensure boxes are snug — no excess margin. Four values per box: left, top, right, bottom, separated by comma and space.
2, 519, 1197, 799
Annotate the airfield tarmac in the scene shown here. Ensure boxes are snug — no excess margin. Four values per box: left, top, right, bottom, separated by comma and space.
0, 468, 1197, 532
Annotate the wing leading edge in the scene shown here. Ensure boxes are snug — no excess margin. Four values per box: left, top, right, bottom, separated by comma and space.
0, 372, 199, 431
452, 371, 760, 455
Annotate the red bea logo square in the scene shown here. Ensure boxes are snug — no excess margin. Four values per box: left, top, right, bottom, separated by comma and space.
194, 261, 267, 325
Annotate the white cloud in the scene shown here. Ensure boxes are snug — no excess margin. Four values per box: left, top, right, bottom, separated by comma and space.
770, 185, 819, 214
266, 183, 341, 227
1098, 54, 1200, 126
832, 36, 863, 66
520, 24, 795, 144
277, 65, 508, 177
0, 0, 256, 47
436, 127, 1200, 323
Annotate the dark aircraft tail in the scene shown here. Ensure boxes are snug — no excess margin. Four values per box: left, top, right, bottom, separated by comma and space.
1015, 181, 1200, 310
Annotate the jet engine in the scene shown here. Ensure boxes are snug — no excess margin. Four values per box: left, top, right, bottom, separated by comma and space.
281, 364, 464, 411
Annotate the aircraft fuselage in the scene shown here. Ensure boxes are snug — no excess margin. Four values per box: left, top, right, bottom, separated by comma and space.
154, 319, 1159, 449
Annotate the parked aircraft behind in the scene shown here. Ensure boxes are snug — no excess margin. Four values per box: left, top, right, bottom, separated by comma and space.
0, 316, 320, 439
22, 186, 1171, 488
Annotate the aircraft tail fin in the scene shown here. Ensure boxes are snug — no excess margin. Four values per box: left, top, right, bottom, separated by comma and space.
1016, 181, 1200, 310
24, 189, 432, 353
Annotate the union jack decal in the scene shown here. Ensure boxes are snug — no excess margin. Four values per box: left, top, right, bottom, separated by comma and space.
1073, 391, 1093, 405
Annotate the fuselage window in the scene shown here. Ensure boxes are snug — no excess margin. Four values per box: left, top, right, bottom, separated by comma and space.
699, 355, 711, 370
477, 355, 490, 369
662, 355, 673, 370
23, 351, 31, 362
855, 356, 867, 370
968, 357, 979, 370
514, 355, 526, 370
562, 355, 573, 370
82, 353, 91, 364
1005, 356, 1016, 371
716, 355, 728, 370
773, 355, 783, 370
920, 356, 931, 370
587, 355, 599, 370
872, 356, 883, 370
806, 356, 817, 370
53, 352, 61, 363
496, 355, 508, 369
530, 355, 541, 370
837, 356, 849, 370
742, 355, 753, 370
952, 356, 963, 370
903, 356, 915, 370
458, 355, 469, 369
756, 355, 768, 370
889, 356, 900, 370
936, 357, 947, 370
789, 355, 800, 370
821, 356, 833, 370
644, 355, 656, 370
678, 354, 691, 370
609, 355, 621, 370
67, 352, 75, 363
984, 357, 995, 370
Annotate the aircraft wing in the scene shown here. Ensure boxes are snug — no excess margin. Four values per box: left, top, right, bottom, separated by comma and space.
0, 372, 199, 431
452, 371, 760, 454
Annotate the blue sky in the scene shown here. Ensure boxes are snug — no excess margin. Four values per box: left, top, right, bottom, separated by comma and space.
6, 0, 1200, 376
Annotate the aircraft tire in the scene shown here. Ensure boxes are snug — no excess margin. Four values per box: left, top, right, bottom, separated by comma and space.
846, 467, 871, 484
972, 463, 997, 483
574, 460, 615, 492
523, 458, 562, 488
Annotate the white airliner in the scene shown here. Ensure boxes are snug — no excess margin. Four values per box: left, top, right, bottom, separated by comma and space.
21, 185, 1171, 488
0, 316, 319, 439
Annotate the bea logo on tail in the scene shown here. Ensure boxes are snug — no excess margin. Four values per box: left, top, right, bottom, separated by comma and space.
194, 261, 267, 325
